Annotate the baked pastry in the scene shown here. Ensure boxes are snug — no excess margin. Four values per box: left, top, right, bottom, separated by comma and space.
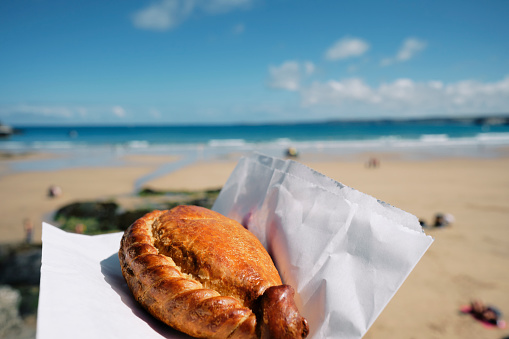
119, 205, 309, 338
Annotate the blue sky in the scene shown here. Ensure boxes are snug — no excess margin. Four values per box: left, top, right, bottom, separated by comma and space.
1, 0, 508, 125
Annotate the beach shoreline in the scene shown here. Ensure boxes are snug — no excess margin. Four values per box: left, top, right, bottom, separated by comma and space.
1, 146, 508, 241
1, 148, 508, 338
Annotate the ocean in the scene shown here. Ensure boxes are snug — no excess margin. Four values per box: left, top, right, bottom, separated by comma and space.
2, 119, 509, 174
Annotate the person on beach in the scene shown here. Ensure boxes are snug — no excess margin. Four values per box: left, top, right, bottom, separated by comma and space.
419, 213, 454, 228
366, 157, 380, 168
23, 218, 33, 244
433, 213, 454, 227
48, 185, 62, 198
467, 299, 505, 328
285, 147, 299, 158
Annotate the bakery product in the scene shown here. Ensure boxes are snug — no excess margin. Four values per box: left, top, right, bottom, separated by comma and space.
119, 205, 309, 338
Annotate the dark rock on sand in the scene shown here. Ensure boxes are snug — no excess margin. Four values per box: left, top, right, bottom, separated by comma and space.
0, 243, 40, 339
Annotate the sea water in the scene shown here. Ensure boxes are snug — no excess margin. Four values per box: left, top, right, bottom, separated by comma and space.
1, 120, 509, 173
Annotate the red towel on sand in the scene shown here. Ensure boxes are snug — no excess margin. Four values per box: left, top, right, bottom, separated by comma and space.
460, 305, 507, 329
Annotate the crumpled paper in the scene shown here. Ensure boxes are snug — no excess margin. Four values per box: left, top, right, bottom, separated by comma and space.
213, 153, 433, 338
37, 152, 432, 339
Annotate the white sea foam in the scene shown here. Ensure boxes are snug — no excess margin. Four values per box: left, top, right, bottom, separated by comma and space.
274, 138, 293, 145
127, 140, 149, 148
208, 139, 248, 147
2, 132, 509, 158
420, 134, 449, 142
31, 141, 75, 149
476, 132, 509, 144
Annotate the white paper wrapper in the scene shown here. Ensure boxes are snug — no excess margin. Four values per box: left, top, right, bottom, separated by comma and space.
37, 152, 433, 339
212, 153, 433, 338
37, 224, 192, 339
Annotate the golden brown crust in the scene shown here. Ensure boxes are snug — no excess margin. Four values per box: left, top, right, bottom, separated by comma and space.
257, 285, 309, 339
119, 206, 308, 338
152, 205, 282, 308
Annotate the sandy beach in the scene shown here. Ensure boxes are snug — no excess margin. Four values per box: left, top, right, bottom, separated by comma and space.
0, 154, 179, 243
1, 150, 508, 338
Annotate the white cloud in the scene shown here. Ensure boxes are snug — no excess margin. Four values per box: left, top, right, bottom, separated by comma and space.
325, 37, 370, 61
132, 0, 193, 31
0, 104, 74, 118
397, 38, 427, 61
302, 78, 377, 106
304, 62, 315, 75
268, 61, 315, 91
0, 104, 144, 124
112, 106, 126, 118
201, 0, 253, 13
268, 61, 300, 91
132, 0, 254, 31
381, 38, 427, 66
444, 77, 509, 110
300, 75, 509, 116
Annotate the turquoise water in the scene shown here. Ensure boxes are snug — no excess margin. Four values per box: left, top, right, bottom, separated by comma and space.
3, 120, 509, 149
2, 120, 509, 174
